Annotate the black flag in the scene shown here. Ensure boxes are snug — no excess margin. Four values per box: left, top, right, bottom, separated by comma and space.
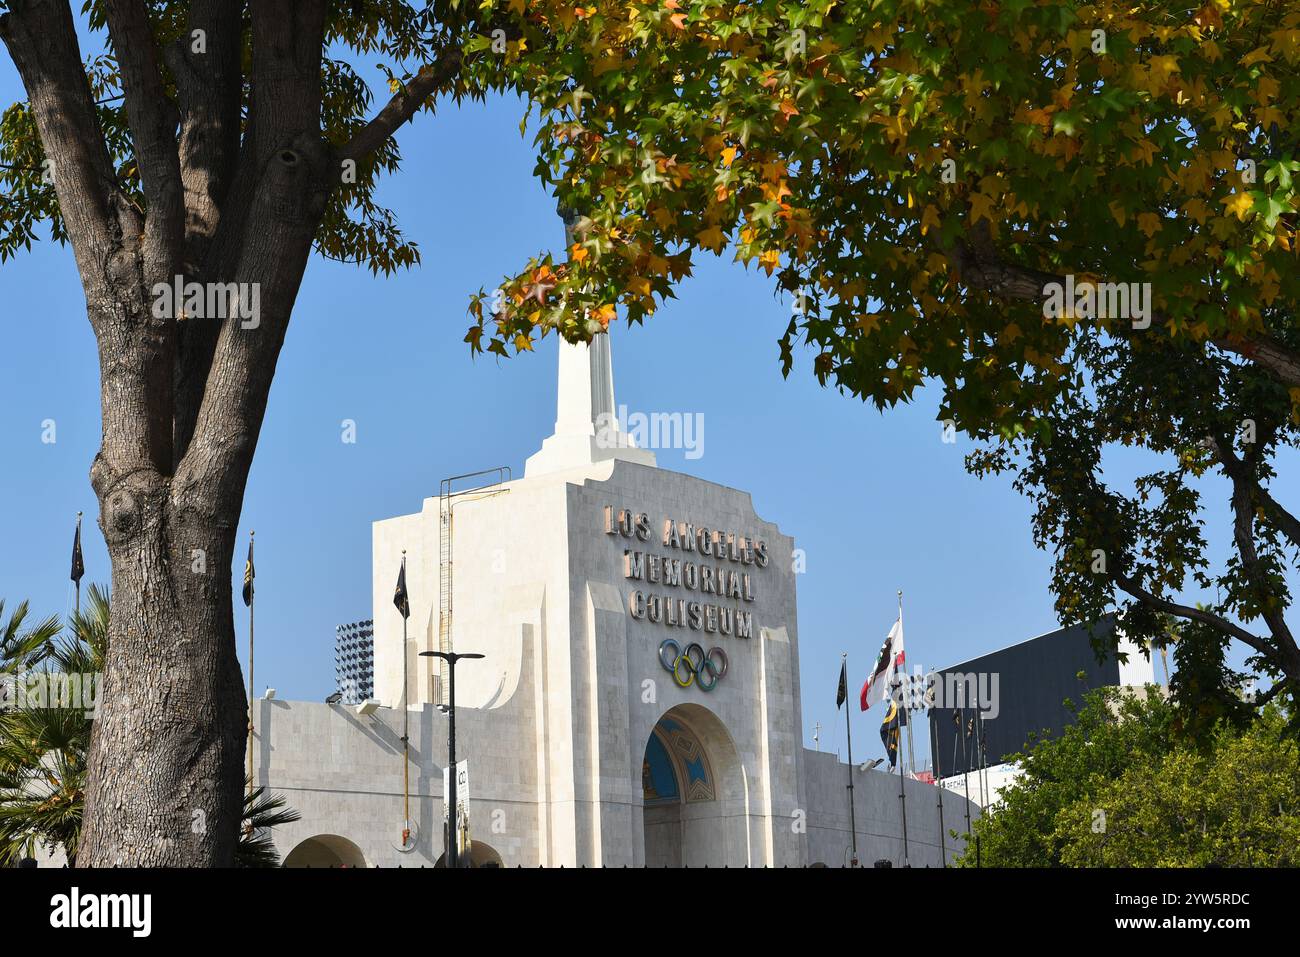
70, 517, 85, 585
836, 660, 847, 710
242, 537, 255, 607
880, 698, 900, 769
393, 561, 410, 619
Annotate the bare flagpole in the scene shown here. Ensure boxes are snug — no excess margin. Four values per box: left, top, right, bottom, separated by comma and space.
841, 653, 858, 867
401, 551, 410, 844
900, 590, 915, 778
895, 592, 911, 865
896, 695, 909, 865
245, 530, 255, 800
959, 703, 972, 849
931, 702, 947, 866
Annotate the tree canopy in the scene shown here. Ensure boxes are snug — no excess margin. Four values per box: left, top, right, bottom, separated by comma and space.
470, 0, 1300, 419
461, 0, 1300, 704
959, 686, 1300, 866
2, 0, 1298, 862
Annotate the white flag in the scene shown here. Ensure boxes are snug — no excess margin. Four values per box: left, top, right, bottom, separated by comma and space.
859, 618, 905, 711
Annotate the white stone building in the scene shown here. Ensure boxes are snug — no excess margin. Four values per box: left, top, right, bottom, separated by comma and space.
254, 332, 976, 867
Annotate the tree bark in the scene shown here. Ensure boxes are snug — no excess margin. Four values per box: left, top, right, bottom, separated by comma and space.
79, 471, 247, 866
3, 0, 338, 866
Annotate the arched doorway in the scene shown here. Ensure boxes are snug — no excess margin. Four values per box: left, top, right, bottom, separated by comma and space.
642, 703, 747, 867
283, 834, 367, 868
435, 840, 504, 868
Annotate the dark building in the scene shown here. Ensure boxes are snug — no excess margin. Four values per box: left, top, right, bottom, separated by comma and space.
335, 620, 375, 705
928, 615, 1153, 778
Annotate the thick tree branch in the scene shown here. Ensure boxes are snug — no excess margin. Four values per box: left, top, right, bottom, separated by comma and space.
3, 0, 173, 474
1256, 486, 1300, 552
167, 0, 245, 466
1215, 334, 1300, 389
163, 0, 244, 273
249, 0, 328, 152
1204, 428, 1297, 650
1112, 571, 1281, 665
340, 45, 463, 163
947, 220, 1062, 302
947, 222, 1300, 393
1203, 430, 1300, 554
103, 0, 184, 288
174, 0, 333, 513
0, 0, 121, 270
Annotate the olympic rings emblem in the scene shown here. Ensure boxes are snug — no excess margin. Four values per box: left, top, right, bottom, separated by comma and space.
658, 639, 729, 691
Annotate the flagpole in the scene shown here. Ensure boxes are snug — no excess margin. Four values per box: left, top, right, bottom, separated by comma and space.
977, 712, 987, 806
841, 653, 858, 867
959, 705, 972, 853
401, 552, 410, 843
74, 512, 82, 616
897, 707, 909, 865
246, 531, 255, 798
900, 591, 915, 778
976, 707, 989, 867
931, 705, 947, 866
896, 592, 911, 866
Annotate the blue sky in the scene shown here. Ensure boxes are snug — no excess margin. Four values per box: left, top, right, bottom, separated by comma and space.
0, 57, 1270, 769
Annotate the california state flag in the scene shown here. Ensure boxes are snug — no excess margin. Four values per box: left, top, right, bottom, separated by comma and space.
860, 618, 905, 711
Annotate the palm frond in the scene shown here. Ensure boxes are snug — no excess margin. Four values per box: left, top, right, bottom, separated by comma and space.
1, 600, 60, 673
237, 779, 302, 868
2, 589, 301, 867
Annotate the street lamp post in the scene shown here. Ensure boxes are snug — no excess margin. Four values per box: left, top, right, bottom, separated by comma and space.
421, 650, 484, 869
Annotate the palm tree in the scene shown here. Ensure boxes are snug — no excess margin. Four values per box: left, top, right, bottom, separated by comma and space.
237, 784, 302, 868
0, 587, 299, 866
0, 599, 60, 674
0, 594, 77, 864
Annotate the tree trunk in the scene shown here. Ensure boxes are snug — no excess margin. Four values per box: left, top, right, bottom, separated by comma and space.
78, 466, 247, 866
1, 0, 394, 866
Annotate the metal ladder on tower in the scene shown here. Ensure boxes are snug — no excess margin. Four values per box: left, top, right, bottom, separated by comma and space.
437, 466, 512, 706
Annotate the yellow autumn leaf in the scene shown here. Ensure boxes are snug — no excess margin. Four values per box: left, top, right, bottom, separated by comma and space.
855, 313, 883, 335
920, 205, 941, 235
1221, 191, 1254, 221
1137, 212, 1162, 238
1183, 198, 1212, 224
1241, 46, 1273, 67
969, 192, 996, 225
697, 225, 726, 251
